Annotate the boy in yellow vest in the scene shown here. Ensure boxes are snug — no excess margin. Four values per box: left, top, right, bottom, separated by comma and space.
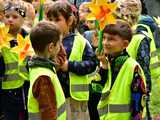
116, 0, 160, 119
28, 21, 66, 120
97, 20, 146, 120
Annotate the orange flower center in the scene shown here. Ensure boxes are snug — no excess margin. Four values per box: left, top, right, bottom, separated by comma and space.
96, 5, 111, 20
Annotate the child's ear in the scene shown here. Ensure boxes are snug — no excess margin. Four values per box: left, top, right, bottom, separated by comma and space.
67, 15, 74, 26
123, 40, 129, 48
48, 42, 54, 52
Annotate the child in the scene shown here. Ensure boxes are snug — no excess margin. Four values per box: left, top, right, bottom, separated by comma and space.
22, 0, 35, 32
83, 30, 98, 51
0, 1, 30, 120
47, 1, 98, 120
97, 20, 146, 120
78, 2, 91, 34
116, 0, 160, 118
83, 29, 101, 120
28, 21, 66, 120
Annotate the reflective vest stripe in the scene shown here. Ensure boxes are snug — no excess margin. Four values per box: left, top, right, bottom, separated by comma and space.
29, 103, 66, 119
151, 49, 160, 57
71, 84, 89, 92
69, 33, 89, 101
19, 66, 28, 73
57, 103, 66, 117
3, 74, 20, 81
137, 24, 160, 78
5, 63, 27, 73
100, 91, 110, 101
150, 48, 160, 78
5, 62, 18, 70
29, 113, 41, 120
150, 62, 160, 69
98, 104, 131, 116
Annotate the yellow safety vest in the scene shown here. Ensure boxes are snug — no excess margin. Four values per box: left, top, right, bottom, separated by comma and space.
127, 24, 160, 81
127, 24, 160, 116
1, 34, 28, 89
69, 32, 90, 101
1, 47, 27, 89
97, 57, 146, 120
1, 34, 29, 89
28, 67, 66, 120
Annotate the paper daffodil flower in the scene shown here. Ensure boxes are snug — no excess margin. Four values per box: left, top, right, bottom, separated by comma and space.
85, 0, 117, 30
11, 34, 31, 62
0, 24, 10, 48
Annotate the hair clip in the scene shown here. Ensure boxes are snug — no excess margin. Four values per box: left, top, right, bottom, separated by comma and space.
4, 2, 26, 17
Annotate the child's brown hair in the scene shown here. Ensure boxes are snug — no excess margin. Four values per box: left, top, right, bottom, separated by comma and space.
103, 20, 132, 42
30, 21, 61, 53
46, 1, 78, 32
47, 1, 73, 22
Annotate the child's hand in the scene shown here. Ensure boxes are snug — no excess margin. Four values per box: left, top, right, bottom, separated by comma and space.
96, 49, 108, 69
55, 44, 67, 67
60, 60, 68, 72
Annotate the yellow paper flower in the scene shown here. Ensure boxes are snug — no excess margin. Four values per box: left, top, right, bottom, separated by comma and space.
11, 34, 32, 62
85, 0, 117, 30
0, 24, 10, 48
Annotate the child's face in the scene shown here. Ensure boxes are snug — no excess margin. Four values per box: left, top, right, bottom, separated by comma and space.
79, 3, 89, 21
4, 11, 24, 34
86, 20, 95, 30
48, 14, 70, 37
91, 31, 98, 48
102, 33, 128, 56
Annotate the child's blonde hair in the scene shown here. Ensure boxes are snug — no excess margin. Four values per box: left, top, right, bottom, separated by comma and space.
4, 1, 27, 18
0, 0, 4, 12
115, 0, 142, 26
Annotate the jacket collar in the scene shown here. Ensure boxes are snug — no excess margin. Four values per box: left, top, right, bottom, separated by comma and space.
28, 56, 56, 73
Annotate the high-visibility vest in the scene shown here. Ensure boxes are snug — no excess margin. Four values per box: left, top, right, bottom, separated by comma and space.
0, 33, 29, 89
88, 67, 102, 93
97, 57, 146, 120
127, 24, 160, 116
127, 24, 160, 81
19, 56, 30, 81
1, 47, 25, 89
28, 67, 66, 120
69, 32, 90, 101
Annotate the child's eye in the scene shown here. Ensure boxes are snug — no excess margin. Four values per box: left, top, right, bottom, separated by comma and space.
54, 18, 60, 22
13, 15, 18, 19
48, 18, 53, 21
107, 38, 113, 41
5, 15, 10, 19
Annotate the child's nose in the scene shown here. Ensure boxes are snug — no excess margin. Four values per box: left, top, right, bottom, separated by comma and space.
8, 18, 13, 24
